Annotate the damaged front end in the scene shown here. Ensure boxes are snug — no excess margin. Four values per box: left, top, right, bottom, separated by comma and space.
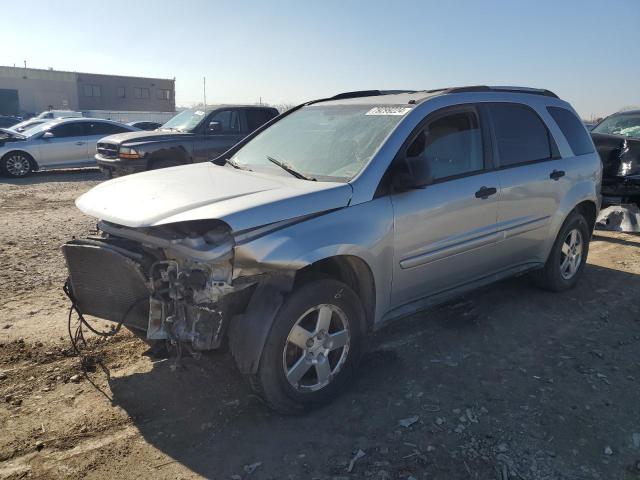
63, 220, 251, 353
592, 132, 640, 204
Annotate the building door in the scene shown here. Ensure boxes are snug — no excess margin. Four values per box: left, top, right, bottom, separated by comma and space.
0, 89, 19, 115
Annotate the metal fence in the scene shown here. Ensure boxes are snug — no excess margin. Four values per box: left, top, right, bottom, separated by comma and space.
81, 110, 176, 123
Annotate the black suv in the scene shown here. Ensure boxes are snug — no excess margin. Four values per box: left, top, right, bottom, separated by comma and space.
95, 105, 279, 177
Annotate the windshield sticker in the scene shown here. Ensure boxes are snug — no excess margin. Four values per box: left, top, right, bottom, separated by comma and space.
365, 106, 412, 116
194, 110, 205, 116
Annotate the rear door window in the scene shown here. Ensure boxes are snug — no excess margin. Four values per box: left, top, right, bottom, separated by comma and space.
488, 104, 553, 167
86, 122, 130, 136
547, 106, 594, 156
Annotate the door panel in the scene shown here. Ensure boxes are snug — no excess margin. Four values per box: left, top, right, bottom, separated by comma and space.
391, 172, 501, 307
37, 123, 88, 167
485, 103, 570, 268
494, 159, 568, 267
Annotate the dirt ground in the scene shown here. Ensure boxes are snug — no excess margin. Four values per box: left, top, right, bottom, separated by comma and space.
0, 169, 639, 480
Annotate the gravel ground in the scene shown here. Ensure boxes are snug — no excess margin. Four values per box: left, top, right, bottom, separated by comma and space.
1, 169, 639, 480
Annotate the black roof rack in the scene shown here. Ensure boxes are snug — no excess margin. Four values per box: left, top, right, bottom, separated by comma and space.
327, 89, 416, 100
442, 85, 559, 98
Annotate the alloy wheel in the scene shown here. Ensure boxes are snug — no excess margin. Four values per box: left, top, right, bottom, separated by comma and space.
560, 228, 583, 280
5, 155, 31, 177
282, 304, 351, 392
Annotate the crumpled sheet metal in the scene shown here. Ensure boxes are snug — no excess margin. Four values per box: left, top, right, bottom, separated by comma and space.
596, 204, 640, 233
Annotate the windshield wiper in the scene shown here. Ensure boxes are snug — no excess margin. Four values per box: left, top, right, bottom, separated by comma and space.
266, 155, 316, 181
223, 157, 252, 171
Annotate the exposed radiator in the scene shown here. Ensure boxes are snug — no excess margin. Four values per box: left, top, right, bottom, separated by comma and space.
62, 239, 150, 330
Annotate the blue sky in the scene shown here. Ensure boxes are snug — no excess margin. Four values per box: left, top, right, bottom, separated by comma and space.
3, 0, 639, 117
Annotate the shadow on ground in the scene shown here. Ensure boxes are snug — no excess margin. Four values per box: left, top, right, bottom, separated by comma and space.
0, 168, 102, 185
107, 264, 640, 479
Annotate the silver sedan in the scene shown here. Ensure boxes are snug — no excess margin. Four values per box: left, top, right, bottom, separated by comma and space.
0, 118, 138, 178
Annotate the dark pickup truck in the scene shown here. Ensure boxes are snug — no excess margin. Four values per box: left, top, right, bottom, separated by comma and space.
95, 105, 279, 177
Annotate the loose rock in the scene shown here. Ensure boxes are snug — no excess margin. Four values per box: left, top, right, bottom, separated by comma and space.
70, 374, 81, 383
347, 449, 366, 473
243, 462, 262, 474
399, 416, 419, 428
604, 446, 613, 456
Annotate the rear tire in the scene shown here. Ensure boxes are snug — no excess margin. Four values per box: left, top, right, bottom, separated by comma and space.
534, 210, 590, 292
249, 279, 365, 414
1, 152, 33, 178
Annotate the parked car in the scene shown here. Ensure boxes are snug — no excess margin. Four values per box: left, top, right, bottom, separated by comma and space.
126, 120, 162, 131
64, 86, 601, 413
0, 118, 138, 177
35, 110, 83, 120
0, 115, 22, 128
10, 118, 49, 133
95, 105, 279, 177
590, 110, 640, 205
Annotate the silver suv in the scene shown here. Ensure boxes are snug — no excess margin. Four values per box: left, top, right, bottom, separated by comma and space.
63, 86, 601, 413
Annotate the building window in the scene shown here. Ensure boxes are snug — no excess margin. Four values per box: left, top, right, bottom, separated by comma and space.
134, 87, 150, 99
156, 89, 171, 100
117, 87, 126, 98
83, 84, 101, 97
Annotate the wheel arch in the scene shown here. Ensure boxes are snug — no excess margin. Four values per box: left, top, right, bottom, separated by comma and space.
1, 149, 38, 170
148, 144, 190, 165
294, 255, 376, 333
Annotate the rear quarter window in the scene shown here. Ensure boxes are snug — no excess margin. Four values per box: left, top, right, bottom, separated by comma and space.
245, 108, 277, 132
547, 106, 595, 156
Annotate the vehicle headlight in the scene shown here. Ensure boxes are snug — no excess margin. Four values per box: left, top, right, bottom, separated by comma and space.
119, 147, 140, 159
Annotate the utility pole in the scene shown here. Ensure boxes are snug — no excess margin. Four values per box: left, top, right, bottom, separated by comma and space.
203, 76, 207, 113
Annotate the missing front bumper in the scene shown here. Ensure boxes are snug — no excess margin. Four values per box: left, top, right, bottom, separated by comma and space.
63, 239, 151, 330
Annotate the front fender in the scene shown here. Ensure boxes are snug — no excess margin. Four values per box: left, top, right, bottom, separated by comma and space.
233, 196, 395, 324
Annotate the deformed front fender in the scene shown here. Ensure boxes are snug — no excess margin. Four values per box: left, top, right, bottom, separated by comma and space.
228, 198, 393, 374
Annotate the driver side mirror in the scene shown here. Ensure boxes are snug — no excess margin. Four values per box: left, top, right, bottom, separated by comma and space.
42, 131, 54, 139
207, 121, 222, 133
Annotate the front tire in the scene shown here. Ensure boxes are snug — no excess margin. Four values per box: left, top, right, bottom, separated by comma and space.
250, 279, 365, 414
534, 210, 590, 292
1, 152, 33, 178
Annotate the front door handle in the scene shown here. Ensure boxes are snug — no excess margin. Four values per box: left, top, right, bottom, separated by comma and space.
75, 141, 85, 145
475, 186, 497, 199
550, 169, 565, 180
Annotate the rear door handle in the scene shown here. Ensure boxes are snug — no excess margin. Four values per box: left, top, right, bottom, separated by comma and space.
550, 169, 565, 180
75, 141, 85, 145
475, 186, 497, 199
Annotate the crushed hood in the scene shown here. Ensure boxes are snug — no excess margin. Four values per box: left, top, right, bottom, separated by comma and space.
75, 162, 352, 231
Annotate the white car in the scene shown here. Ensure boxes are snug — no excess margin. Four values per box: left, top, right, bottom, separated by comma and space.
0, 118, 139, 177
35, 110, 83, 120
